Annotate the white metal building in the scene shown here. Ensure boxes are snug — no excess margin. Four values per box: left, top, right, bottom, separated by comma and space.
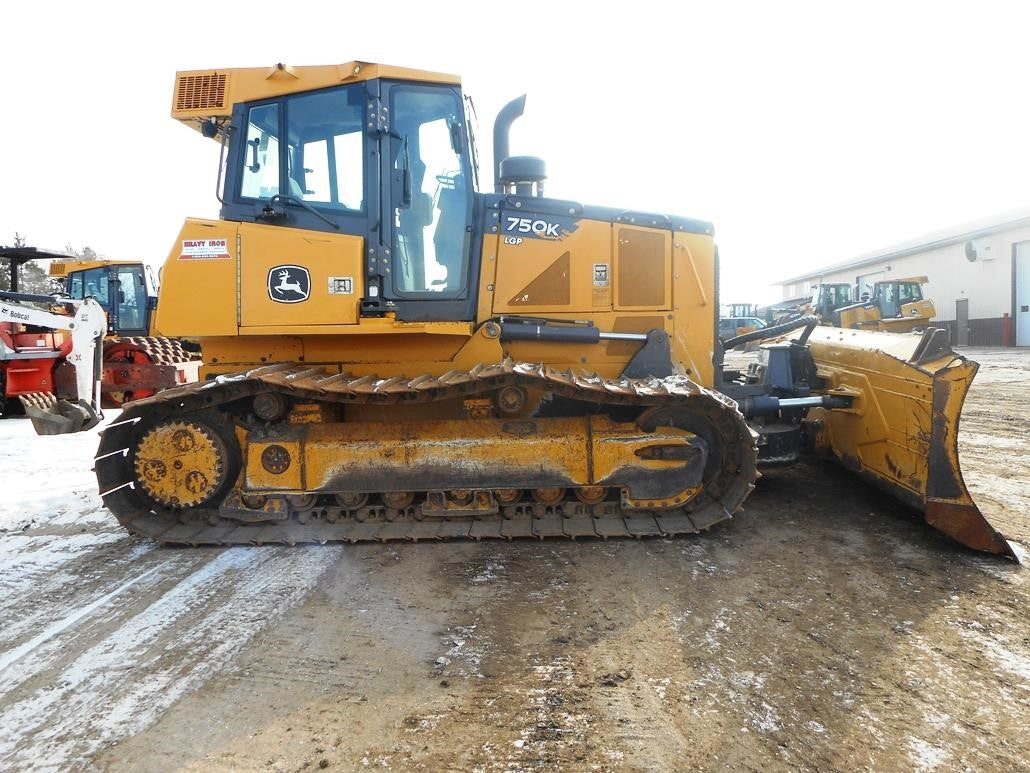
778, 210, 1030, 346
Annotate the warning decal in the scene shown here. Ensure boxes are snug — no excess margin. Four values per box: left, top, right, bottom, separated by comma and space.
328, 276, 354, 295
179, 238, 231, 260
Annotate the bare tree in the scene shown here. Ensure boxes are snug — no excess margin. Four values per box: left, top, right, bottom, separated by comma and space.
63, 244, 100, 260
1, 234, 65, 294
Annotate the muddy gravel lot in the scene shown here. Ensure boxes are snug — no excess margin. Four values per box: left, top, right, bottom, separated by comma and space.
0, 347, 1026, 772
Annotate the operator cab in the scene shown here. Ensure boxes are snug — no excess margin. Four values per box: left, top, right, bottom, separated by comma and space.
63, 262, 156, 336
811, 283, 852, 321
871, 279, 923, 319
220, 76, 476, 321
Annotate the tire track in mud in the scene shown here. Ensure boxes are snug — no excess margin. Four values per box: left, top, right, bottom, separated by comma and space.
380, 545, 634, 771
0, 544, 341, 771
0, 534, 158, 651
0, 562, 163, 675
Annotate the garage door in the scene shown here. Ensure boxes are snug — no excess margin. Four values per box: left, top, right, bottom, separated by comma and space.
1017, 240, 1030, 346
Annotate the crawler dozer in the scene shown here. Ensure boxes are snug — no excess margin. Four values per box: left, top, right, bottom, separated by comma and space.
837, 276, 935, 332
89, 62, 1013, 558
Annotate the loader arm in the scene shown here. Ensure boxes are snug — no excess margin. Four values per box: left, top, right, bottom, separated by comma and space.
0, 292, 107, 434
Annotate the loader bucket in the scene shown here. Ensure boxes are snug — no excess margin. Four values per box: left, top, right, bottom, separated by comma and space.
802, 327, 1016, 559
18, 393, 102, 436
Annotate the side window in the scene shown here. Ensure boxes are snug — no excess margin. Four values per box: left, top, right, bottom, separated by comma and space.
69, 272, 84, 299
390, 88, 471, 297
285, 86, 365, 210
240, 104, 280, 199
115, 266, 146, 330
899, 283, 922, 302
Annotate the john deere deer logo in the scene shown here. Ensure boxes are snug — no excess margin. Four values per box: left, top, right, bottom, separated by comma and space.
267, 265, 310, 303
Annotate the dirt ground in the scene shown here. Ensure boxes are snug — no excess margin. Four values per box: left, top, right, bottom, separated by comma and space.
0, 347, 1026, 772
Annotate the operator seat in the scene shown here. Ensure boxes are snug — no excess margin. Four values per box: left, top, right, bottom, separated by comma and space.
433, 175, 468, 289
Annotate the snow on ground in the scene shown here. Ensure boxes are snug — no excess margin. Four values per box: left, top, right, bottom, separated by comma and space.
0, 414, 339, 771
0, 415, 113, 533
0, 347, 1026, 771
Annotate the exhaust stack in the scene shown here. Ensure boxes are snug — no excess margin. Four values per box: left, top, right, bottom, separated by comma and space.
493, 95, 548, 197
493, 95, 526, 193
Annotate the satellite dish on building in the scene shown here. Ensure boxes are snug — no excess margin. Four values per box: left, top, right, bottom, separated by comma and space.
964, 240, 978, 261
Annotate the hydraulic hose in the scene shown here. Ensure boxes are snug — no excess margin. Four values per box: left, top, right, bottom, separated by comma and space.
723, 315, 819, 350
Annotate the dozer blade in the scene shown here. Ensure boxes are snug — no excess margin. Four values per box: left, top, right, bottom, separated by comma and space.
803, 327, 1016, 559
19, 393, 102, 436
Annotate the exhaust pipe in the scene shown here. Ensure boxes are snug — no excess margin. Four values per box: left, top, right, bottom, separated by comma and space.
493, 94, 526, 193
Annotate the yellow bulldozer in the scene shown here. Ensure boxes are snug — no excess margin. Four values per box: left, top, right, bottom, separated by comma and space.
836, 276, 936, 332
40, 60, 1008, 558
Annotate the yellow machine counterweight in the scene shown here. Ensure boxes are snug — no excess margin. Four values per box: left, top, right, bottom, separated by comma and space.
87, 61, 1013, 559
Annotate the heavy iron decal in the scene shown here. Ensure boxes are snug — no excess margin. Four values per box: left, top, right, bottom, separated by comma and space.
268, 265, 311, 304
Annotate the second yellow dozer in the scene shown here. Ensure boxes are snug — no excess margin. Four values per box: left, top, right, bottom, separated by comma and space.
836, 277, 936, 333
91, 61, 1013, 559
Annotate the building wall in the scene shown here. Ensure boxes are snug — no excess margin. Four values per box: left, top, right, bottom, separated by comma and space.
780, 224, 1029, 343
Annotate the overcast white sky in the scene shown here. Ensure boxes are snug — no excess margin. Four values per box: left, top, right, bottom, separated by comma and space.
3, 1, 1028, 304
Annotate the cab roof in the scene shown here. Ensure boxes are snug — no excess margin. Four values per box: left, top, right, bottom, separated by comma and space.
172, 61, 461, 136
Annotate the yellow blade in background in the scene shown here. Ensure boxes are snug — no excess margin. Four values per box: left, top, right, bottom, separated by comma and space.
803, 327, 1016, 559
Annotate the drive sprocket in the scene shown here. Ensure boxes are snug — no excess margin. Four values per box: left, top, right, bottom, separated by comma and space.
132, 419, 230, 508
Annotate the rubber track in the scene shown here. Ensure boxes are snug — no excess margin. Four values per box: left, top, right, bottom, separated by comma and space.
94, 360, 758, 546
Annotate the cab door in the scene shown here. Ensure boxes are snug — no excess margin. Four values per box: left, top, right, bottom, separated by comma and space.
232, 84, 372, 329
378, 82, 475, 321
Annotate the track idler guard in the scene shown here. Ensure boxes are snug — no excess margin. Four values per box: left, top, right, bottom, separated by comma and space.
803, 327, 1016, 560
19, 393, 102, 436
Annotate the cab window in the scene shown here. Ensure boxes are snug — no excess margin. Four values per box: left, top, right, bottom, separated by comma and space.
828, 285, 850, 307
240, 103, 280, 200
875, 282, 899, 317
898, 282, 923, 302
115, 265, 147, 331
389, 87, 471, 298
238, 86, 366, 211
70, 268, 109, 305
285, 87, 365, 210
69, 272, 84, 298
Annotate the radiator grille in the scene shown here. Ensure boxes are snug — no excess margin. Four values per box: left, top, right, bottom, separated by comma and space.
175, 73, 227, 111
